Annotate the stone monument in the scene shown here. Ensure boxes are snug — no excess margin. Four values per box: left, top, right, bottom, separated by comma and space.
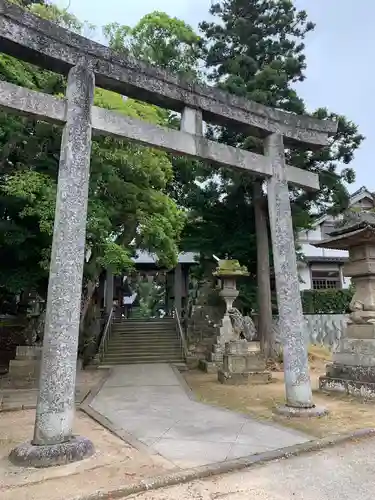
199, 258, 249, 373
218, 339, 272, 385
315, 212, 375, 398
8, 345, 42, 381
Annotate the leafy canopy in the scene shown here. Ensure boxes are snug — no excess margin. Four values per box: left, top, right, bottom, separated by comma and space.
104, 11, 203, 79
0, 4, 185, 295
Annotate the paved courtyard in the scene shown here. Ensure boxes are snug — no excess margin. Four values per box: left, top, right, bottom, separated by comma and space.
90, 364, 312, 468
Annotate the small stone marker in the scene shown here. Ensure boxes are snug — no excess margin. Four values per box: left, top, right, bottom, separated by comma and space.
7, 345, 42, 381
218, 340, 271, 385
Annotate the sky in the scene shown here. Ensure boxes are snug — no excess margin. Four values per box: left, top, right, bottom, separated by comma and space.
65, 0, 374, 192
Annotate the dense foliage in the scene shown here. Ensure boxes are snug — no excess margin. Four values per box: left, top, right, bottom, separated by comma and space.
301, 289, 353, 314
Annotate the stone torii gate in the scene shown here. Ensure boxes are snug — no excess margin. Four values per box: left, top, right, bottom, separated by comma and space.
0, 0, 335, 466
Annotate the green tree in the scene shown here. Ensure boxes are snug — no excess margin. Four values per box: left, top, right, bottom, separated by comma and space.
10, 0, 45, 6
104, 11, 203, 80
103, 12, 205, 217
0, 4, 185, 307
199, 0, 363, 210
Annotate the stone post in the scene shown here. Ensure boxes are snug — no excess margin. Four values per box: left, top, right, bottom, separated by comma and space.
253, 180, 274, 357
265, 133, 327, 416
180, 107, 203, 136
9, 65, 96, 467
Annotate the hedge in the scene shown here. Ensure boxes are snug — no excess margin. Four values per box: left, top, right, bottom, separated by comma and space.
301, 289, 353, 314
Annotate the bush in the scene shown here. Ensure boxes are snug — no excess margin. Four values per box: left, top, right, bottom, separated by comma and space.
301, 289, 353, 314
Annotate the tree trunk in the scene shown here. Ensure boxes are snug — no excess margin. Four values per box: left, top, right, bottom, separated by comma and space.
79, 279, 97, 331
253, 180, 274, 359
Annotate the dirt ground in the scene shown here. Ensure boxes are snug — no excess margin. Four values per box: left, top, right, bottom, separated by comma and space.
0, 369, 108, 411
185, 348, 375, 438
0, 367, 106, 390
0, 410, 175, 500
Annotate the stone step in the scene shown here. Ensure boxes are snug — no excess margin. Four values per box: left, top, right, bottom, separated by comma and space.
105, 353, 183, 361
108, 341, 181, 349
102, 358, 184, 365
113, 324, 176, 329
107, 351, 181, 358
107, 339, 181, 346
102, 354, 184, 363
108, 346, 181, 352
107, 345, 182, 354
112, 320, 175, 326
112, 328, 176, 334
99, 318, 183, 366
110, 333, 178, 339
111, 331, 178, 336
106, 350, 182, 357
104, 349, 182, 359
107, 348, 181, 354
109, 336, 180, 341
109, 335, 180, 340
113, 319, 174, 323
113, 319, 174, 322
110, 336, 178, 343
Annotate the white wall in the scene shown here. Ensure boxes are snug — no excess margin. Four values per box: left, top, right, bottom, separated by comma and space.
297, 221, 349, 291
299, 265, 311, 290
299, 226, 322, 242
342, 274, 351, 289
299, 223, 348, 260
299, 262, 351, 290
300, 243, 348, 259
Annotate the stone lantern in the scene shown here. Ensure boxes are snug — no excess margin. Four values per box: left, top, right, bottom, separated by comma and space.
199, 257, 249, 373
314, 211, 375, 397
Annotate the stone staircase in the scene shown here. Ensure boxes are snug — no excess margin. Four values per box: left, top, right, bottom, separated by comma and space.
100, 318, 185, 365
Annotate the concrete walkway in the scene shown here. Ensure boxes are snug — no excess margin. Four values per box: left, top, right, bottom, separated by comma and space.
90, 364, 311, 468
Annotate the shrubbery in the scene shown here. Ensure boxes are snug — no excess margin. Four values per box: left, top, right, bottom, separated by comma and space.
301, 289, 353, 314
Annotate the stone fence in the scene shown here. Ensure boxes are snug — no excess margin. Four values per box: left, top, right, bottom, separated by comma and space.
272, 314, 346, 351
189, 307, 346, 354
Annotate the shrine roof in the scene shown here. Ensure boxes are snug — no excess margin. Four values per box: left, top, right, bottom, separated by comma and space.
314, 212, 375, 250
